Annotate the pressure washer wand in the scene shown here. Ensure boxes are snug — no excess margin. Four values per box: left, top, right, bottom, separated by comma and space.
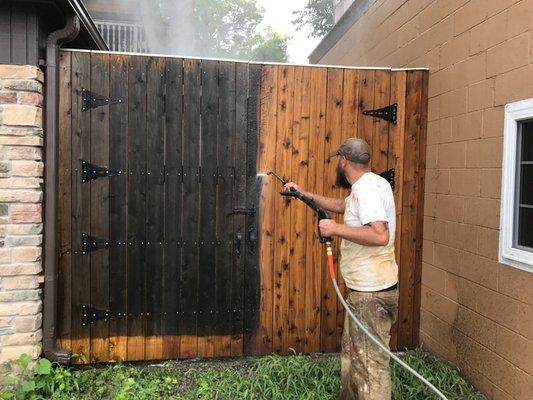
271, 177, 448, 400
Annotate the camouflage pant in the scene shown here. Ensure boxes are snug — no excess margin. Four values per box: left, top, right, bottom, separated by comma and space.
339, 287, 399, 400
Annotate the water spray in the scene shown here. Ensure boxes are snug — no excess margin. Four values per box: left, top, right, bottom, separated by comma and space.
266, 171, 448, 400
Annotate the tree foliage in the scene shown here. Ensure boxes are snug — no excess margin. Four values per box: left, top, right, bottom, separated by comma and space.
292, 0, 334, 38
157, 0, 289, 62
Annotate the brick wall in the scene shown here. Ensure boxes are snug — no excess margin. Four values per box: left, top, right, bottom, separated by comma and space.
316, 0, 533, 398
0, 65, 44, 364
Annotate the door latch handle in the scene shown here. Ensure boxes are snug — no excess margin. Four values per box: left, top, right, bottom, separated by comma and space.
235, 232, 243, 258
248, 229, 257, 253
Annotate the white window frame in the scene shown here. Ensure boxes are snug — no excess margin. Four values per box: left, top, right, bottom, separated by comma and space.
500, 98, 533, 272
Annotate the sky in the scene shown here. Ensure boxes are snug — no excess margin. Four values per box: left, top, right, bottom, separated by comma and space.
256, 0, 323, 64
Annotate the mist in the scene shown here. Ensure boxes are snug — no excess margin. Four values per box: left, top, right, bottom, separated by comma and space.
138, 0, 197, 57
87, 0, 313, 62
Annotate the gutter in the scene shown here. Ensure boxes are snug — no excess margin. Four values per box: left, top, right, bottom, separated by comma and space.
67, 0, 108, 50
43, 14, 81, 364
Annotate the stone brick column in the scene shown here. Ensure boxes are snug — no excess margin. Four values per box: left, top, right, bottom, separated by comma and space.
0, 65, 44, 363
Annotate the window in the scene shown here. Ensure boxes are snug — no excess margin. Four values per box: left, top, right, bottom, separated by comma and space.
500, 98, 533, 272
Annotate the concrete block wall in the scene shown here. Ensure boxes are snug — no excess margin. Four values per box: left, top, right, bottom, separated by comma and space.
318, 0, 533, 398
0, 65, 44, 364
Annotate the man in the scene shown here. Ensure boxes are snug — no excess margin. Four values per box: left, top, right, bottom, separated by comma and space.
284, 138, 398, 400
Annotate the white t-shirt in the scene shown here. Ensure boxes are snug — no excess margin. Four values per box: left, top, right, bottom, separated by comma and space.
340, 172, 398, 291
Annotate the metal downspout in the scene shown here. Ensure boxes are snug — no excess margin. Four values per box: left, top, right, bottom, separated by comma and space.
43, 15, 80, 364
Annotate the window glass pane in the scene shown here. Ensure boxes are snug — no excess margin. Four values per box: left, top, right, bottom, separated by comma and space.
517, 120, 533, 248
522, 120, 533, 161
518, 207, 533, 248
520, 164, 533, 205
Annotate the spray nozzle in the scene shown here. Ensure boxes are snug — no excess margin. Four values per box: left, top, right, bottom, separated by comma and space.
266, 171, 288, 185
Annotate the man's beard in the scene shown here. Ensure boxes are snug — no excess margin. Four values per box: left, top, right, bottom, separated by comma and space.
335, 164, 352, 189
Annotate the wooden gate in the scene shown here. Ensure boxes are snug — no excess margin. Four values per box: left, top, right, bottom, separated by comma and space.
56, 50, 428, 363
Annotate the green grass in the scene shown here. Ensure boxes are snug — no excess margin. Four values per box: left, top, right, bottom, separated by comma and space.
0, 348, 484, 400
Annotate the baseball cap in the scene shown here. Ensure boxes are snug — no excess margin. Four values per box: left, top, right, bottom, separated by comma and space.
331, 138, 371, 164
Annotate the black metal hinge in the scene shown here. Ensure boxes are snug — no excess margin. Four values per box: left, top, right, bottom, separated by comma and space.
82, 233, 123, 254
82, 306, 120, 326
81, 160, 123, 183
81, 88, 123, 111
362, 103, 397, 124
379, 168, 395, 190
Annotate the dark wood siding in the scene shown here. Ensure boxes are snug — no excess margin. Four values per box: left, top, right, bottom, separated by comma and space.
0, 4, 40, 66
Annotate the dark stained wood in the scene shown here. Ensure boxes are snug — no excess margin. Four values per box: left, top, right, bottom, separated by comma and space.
126, 56, 148, 361
162, 57, 183, 359
89, 53, 111, 362
0, 4, 10, 64
214, 61, 237, 357
197, 60, 219, 358
57, 51, 72, 353
10, 6, 27, 65
232, 62, 248, 356
70, 51, 91, 364
412, 71, 428, 347
180, 58, 201, 358
243, 64, 262, 355
145, 57, 165, 360
388, 70, 407, 350
397, 71, 424, 349
108, 55, 128, 362
26, 9, 38, 66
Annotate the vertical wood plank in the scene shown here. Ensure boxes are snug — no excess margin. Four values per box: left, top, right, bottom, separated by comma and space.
412, 71, 428, 347
162, 57, 183, 359
26, 8, 38, 66
145, 57, 165, 360
214, 61, 236, 357
0, 4, 10, 63
232, 62, 248, 356
108, 55, 129, 362
180, 58, 201, 358
397, 71, 424, 349
371, 70, 391, 173
70, 51, 91, 364
304, 67, 327, 353
272, 66, 294, 354
388, 70, 407, 350
335, 69, 360, 347
357, 70, 376, 152
254, 65, 278, 355
57, 51, 72, 352
197, 60, 219, 358
288, 67, 310, 353
243, 64, 262, 355
126, 56, 148, 361
10, 5, 27, 64
89, 53, 111, 363
320, 68, 344, 353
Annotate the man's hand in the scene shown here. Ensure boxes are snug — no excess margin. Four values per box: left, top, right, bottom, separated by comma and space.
283, 181, 305, 195
319, 219, 338, 237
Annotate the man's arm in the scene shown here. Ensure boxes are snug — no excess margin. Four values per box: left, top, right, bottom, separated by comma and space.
319, 219, 389, 246
283, 182, 345, 214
